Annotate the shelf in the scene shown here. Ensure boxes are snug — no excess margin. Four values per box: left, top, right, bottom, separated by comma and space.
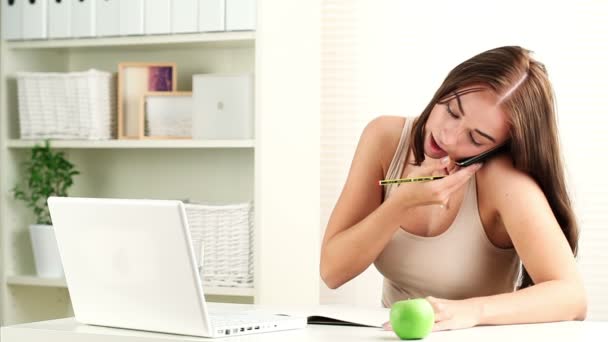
7, 139, 255, 149
5, 32, 255, 50
6, 275, 255, 297
204, 287, 256, 297
6, 275, 66, 288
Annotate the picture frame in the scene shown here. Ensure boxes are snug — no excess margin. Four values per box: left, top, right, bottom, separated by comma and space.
117, 62, 177, 139
139, 91, 193, 140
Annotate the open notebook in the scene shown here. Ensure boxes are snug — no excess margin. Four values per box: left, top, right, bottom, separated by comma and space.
270, 304, 390, 328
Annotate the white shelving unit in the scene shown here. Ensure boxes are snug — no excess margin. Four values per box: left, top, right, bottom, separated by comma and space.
1, 1, 322, 327
0, 31, 257, 325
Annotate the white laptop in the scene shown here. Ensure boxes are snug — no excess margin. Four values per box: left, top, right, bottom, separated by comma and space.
47, 196, 306, 338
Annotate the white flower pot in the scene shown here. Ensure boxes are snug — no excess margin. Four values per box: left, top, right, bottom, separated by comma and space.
29, 224, 64, 278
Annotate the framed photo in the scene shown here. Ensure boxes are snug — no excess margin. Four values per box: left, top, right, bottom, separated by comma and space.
118, 62, 177, 139
139, 92, 193, 139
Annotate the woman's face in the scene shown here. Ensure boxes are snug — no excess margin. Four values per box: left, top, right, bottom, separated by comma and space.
424, 86, 511, 161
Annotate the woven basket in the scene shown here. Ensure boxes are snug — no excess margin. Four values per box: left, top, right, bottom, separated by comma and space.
17, 69, 116, 140
185, 202, 254, 288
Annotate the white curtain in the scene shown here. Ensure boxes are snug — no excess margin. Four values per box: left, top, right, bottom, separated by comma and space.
320, 0, 608, 319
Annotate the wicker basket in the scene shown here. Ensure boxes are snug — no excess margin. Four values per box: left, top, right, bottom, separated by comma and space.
184, 202, 254, 288
17, 69, 116, 140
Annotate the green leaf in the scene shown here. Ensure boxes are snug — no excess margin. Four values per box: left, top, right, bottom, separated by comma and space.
12, 141, 80, 225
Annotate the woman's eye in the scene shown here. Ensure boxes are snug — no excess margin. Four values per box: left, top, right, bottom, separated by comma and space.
469, 133, 482, 146
446, 103, 459, 118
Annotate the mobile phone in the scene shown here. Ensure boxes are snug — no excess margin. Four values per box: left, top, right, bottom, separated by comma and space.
455, 144, 508, 167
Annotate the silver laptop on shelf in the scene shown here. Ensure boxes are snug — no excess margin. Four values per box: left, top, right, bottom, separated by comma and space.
48, 196, 306, 338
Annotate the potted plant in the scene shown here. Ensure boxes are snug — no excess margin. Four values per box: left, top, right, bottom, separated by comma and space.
12, 140, 80, 278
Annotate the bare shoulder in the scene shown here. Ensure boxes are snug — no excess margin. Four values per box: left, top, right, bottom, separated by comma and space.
361, 116, 407, 174
476, 154, 544, 205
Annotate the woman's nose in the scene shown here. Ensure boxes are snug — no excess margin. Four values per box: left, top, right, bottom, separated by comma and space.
440, 128, 459, 146
440, 124, 465, 146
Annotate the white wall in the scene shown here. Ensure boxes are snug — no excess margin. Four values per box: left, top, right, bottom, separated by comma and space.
255, 0, 322, 305
320, 0, 608, 319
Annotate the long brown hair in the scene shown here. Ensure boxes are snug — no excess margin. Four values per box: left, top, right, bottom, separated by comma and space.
408, 46, 578, 289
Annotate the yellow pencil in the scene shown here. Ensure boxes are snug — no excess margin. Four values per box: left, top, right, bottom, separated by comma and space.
378, 175, 445, 186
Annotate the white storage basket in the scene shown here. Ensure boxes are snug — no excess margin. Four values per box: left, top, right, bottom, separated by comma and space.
17, 69, 116, 140
185, 202, 254, 288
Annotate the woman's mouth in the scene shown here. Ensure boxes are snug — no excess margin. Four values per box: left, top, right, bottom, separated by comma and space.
428, 134, 448, 157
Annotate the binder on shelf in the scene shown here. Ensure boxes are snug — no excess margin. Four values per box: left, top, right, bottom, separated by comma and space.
48, 0, 71, 39
226, 0, 256, 31
96, 0, 120, 37
71, 0, 95, 38
22, 0, 47, 40
172, 0, 198, 34
2, 0, 22, 40
199, 0, 225, 32
144, 0, 171, 35
120, 0, 145, 36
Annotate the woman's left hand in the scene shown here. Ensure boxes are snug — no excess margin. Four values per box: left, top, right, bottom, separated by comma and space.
426, 296, 483, 331
382, 296, 483, 332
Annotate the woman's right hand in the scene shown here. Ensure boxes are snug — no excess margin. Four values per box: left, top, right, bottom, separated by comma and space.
388, 157, 482, 210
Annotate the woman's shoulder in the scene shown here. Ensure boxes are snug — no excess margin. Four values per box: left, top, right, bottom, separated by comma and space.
476, 153, 543, 200
360, 116, 409, 172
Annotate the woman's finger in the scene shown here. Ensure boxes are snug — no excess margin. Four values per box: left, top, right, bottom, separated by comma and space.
409, 157, 451, 178
382, 321, 392, 331
438, 163, 482, 193
432, 319, 452, 332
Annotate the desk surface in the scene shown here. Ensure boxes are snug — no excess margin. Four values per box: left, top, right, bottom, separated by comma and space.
2, 304, 607, 342
2, 318, 607, 342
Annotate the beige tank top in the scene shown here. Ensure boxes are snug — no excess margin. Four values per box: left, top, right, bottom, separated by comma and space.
374, 118, 520, 307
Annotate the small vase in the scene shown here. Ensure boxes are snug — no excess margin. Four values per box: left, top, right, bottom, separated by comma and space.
29, 224, 64, 278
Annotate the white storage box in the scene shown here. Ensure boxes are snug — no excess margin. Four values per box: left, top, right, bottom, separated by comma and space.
226, 0, 256, 31
2, 0, 23, 41
185, 202, 254, 288
22, 0, 47, 40
192, 73, 254, 140
71, 0, 95, 38
199, 0, 225, 32
17, 69, 116, 140
145, 0, 171, 35
48, 0, 71, 39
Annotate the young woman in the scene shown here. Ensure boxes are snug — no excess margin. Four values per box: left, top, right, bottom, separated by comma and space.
320, 46, 587, 331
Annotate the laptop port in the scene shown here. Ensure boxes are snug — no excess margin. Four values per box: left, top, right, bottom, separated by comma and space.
240, 328, 245, 332
247, 327, 252, 331
225, 330, 230, 335
254, 326, 260, 330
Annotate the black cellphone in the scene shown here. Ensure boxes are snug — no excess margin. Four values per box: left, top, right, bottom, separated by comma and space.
455, 144, 508, 167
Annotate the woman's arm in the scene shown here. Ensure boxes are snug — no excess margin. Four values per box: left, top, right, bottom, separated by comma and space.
320, 116, 406, 289
427, 158, 586, 331
477, 157, 586, 323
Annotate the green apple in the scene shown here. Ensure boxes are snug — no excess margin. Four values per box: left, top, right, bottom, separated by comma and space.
390, 298, 435, 340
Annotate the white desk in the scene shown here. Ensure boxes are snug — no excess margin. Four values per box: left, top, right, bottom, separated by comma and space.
2, 318, 607, 342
